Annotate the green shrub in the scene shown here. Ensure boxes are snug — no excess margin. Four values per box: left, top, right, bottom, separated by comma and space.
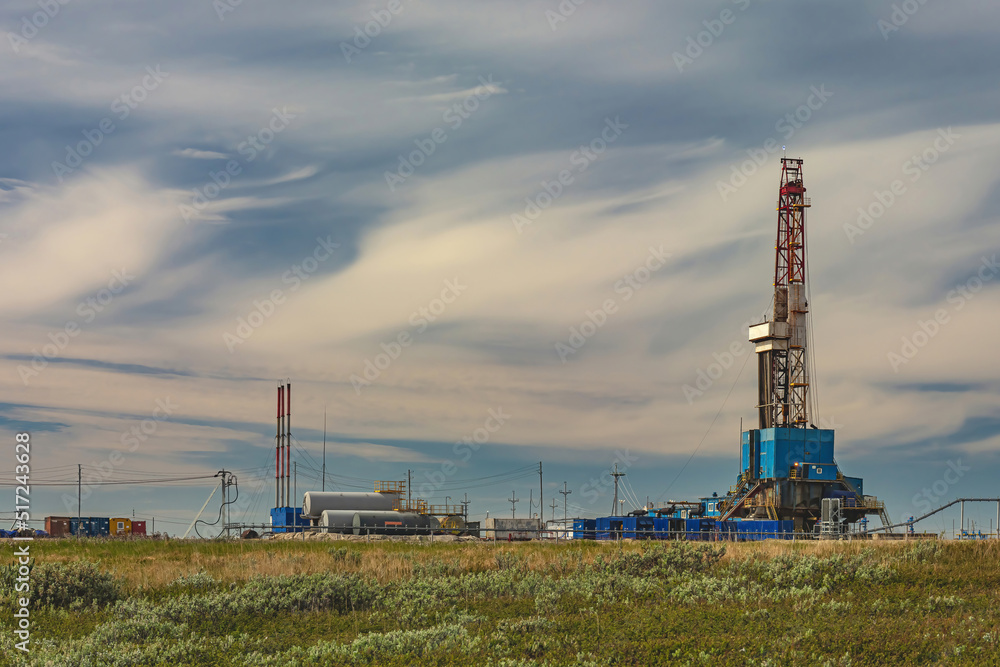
594, 542, 726, 577
328, 546, 363, 565
31, 561, 122, 609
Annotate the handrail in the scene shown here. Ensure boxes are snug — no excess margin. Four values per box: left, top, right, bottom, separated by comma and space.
868, 498, 1000, 534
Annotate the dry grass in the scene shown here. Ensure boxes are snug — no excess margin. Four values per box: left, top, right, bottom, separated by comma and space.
23, 534, 989, 591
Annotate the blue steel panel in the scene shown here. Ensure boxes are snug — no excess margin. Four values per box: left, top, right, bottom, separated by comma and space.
719, 519, 794, 541
572, 519, 596, 539
820, 429, 835, 462
270, 507, 308, 533
750, 430, 760, 478
756, 428, 838, 478
622, 517, 636, 539
845, 476, 863, 496
803, 430, 819, 463
808, 464, 838, 481
759, 429, 776, 478
776, 434, 790, 476
595, 516, 625, 540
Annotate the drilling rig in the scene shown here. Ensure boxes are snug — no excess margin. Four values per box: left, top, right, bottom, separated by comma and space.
716, 158, 888, 535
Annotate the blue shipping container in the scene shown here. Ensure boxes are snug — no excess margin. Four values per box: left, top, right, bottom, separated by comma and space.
70, 517, 88, 537
719, 520, 794, 541
90, 517, 110, 537
685, 518, 715, 541
572, 519, 596, 539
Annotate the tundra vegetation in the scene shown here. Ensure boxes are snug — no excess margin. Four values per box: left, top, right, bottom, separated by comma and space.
0, 538, 998, 665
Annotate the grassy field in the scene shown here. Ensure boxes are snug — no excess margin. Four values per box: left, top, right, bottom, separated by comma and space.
1, 537, 999, 665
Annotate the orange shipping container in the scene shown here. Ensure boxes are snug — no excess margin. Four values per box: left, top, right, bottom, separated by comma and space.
110, 518, 131, 536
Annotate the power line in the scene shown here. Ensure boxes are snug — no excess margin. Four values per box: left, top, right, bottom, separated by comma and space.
654, 308, 761, 504
0, 474, 218, 487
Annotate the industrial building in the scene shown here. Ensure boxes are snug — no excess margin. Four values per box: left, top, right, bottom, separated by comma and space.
256, 159, 987, 542
581, 158, 889, 541
269, 384, 471, 536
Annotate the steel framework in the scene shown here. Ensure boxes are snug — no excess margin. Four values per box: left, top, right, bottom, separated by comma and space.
752, 158, 812, 428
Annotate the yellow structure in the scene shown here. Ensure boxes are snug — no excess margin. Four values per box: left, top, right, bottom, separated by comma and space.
111, 518, 131, 536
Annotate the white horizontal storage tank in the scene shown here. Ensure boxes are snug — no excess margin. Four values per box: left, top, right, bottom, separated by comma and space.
319, 510, 358, 533
352, 511, 431, 536
302, 492, 398, 517
483, 517, 541, 540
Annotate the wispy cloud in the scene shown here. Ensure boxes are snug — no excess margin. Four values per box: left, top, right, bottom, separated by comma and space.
2, 0, 999, 523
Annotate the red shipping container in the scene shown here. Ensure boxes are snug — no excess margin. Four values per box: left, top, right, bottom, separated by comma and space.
45, 516, 71, 538
131, 520, 147, 536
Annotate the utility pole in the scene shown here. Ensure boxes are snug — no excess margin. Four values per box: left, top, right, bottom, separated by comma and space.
529, 489, 533, 518
462, 493, 469, 520
538, 462, 543, 527
294, 461, 297, 509
550, 499, 557, 522
322, 408, 327, 492
509, 490, 519, 519
219, 469, 228, 539
407, 469, 412, 511
610, 463, 625, 516
77, 464, 81, 538
560, 482, 571, 526
276, 384, 281, 509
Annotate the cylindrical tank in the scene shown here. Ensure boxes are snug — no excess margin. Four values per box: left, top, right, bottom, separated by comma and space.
438, 515, 466, 535
319, 510, 358, 533
352, 511, 430, 536
302, 492, 398, 517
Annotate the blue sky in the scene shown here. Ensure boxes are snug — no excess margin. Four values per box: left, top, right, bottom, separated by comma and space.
2, 1, 1000, 536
